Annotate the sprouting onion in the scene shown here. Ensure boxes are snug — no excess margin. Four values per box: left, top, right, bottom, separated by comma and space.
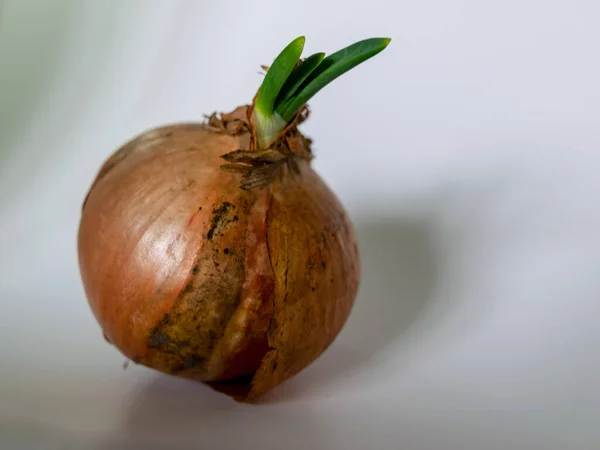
78, 35, 390, 402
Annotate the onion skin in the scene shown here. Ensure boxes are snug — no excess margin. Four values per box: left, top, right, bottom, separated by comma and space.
78, 106, 360, 401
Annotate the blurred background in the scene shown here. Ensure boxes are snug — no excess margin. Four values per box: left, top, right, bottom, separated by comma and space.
1, 1, 599, 449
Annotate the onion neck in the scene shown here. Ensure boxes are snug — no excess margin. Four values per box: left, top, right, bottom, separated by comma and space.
252, 108, 287, 149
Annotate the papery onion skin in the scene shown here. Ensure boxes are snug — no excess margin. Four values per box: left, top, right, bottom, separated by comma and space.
78, 106, 360, 401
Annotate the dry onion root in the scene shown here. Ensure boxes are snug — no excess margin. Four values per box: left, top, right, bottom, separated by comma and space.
78, 36, 390, 401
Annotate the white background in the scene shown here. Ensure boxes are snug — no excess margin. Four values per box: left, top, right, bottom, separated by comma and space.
1, 1, 599, 449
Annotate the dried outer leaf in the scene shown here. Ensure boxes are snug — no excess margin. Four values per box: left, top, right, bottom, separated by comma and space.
274, 105, 311, 143
286, 133, 313, 161
256, 149, 287, 163
220, 163, 251, 174
286, 155, 301, 176
240, 162, 284, 191
296, 104, 311, 124
271, 142, 291, 161
204, 113, 226, 132
222, 149, 286, 165
219, 107, 250, 135
220, 105, 249, 124
204, 106, 250, 136
245, 102, 259, 151
226, 121, 248, 135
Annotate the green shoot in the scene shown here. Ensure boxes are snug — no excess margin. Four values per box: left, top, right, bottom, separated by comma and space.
276, 38, 391, 121
273, 52, 326, 112
253, 36, 391, 148
253, 36, 305, 147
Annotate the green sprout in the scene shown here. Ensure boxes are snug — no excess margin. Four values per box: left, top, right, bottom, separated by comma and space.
253, 36, 391, 148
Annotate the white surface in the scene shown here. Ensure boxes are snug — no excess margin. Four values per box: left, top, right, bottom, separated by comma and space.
1, 1, 599, 449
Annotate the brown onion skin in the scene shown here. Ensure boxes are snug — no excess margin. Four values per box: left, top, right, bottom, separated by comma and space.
78, 106, 360, 401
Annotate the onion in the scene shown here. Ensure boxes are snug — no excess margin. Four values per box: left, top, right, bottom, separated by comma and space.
78, 36, 389, 401
78, 105, 360, 400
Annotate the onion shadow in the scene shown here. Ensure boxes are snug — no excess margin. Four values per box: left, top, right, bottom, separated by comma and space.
261, 212, 439, 401
104, 213, 439, 446
100, 372, 325, 450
